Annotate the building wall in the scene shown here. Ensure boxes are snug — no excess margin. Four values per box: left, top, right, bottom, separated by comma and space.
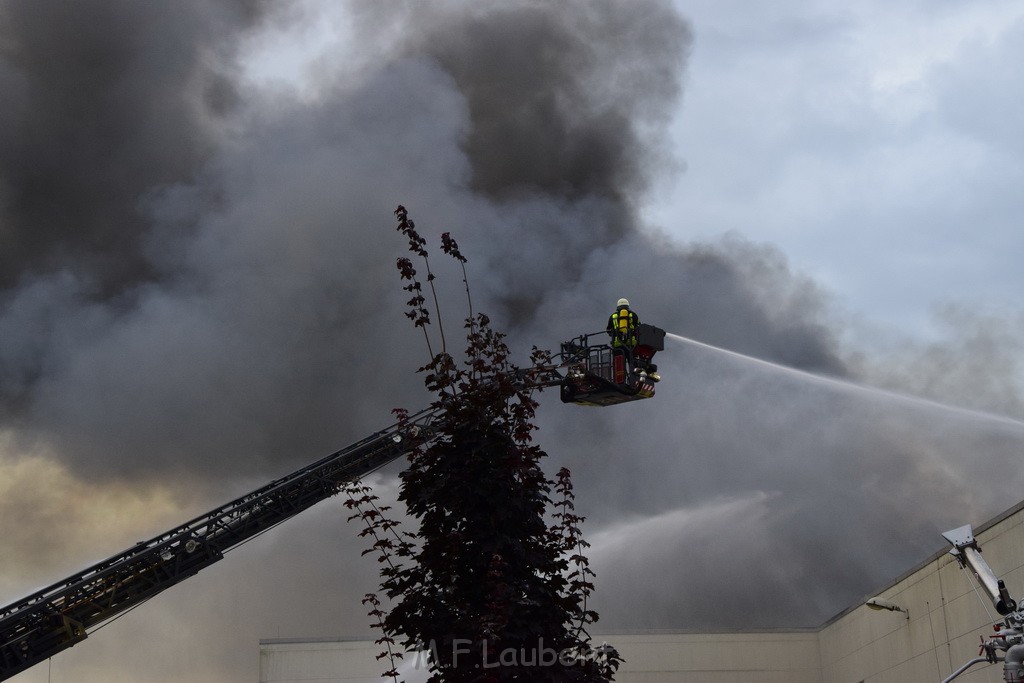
602, 631, 822, 683
259, 632, 822, 683
819, 504, 1024, 683
261, 501, 1024, 683
259, 639, 393, 683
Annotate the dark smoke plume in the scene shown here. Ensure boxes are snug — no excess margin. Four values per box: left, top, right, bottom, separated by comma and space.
0, 0, 271, 293
1, 1, 1023, 681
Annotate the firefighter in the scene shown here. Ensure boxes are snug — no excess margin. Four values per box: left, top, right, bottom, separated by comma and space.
607, 298, 660, 383
607, 298, 639, 350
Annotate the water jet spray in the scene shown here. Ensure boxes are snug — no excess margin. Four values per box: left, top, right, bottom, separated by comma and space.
666, 333, 1024, 431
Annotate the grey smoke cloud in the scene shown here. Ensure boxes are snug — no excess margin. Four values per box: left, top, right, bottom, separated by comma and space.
394, 2, 684, 204
1, 0, 1023, 680
0, 0, 272, 292
561, 341, 1024, 628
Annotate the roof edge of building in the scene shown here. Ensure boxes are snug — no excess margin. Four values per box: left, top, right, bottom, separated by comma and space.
820, 496, 1024, 629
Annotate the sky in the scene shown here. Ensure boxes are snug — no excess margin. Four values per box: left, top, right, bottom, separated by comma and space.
653, 0, 1024, 339
2, 1, 1024, 681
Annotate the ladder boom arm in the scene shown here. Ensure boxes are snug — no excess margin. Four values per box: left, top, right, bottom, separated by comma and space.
0, 407, 442, 681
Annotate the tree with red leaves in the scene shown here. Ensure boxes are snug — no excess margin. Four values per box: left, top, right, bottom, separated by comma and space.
346, 207, 619, 682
